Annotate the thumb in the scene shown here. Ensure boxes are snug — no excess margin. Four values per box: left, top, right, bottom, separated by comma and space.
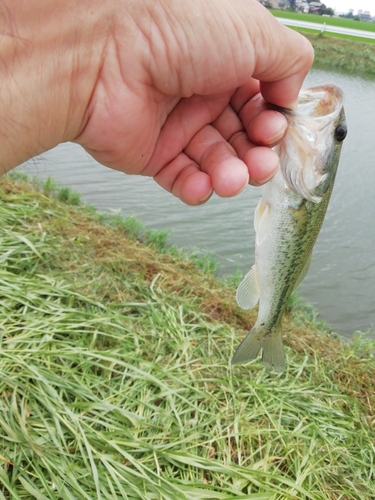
254, 25, 314, 109
152, 0, 313, 107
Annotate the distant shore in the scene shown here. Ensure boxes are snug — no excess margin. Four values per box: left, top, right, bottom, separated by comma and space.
303, 33, 375, 79
269, 10, 375, 79
270, 9, 375, 36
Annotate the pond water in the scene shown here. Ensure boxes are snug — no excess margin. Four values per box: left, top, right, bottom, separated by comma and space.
18, 69, 375, 339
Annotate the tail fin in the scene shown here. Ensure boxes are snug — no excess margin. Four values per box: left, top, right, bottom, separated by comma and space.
231, 324, 285, 372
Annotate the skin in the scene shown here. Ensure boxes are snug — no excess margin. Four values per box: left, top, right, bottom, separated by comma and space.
0, 0, 313, 205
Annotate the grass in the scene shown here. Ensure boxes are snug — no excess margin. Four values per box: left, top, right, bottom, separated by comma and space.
0, 175, 375, 499
290, 26, 375, 45
269, 9, 375, 77
304, 33, 375, 77
270, 10, 375, 32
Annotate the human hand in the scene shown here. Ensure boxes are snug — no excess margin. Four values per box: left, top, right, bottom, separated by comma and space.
2, 0, 313, 205
76, 0, 313, 204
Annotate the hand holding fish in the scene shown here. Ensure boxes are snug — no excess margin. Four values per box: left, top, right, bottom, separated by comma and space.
1, 0, 313, 205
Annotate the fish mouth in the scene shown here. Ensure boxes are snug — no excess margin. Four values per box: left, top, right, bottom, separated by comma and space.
268, 103, 296, 116
268, 84, 344, 122
297, 84, 344, 119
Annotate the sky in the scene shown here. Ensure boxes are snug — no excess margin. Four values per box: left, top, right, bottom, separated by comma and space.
324, 0, 373, 15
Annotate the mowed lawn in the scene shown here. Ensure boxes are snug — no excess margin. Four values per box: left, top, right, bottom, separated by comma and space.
270, 9, 375, 32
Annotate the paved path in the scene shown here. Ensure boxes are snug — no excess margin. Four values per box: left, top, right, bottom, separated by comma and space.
276, 17, 375, 40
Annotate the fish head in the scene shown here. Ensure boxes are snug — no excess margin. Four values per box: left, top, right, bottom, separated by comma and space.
275, 84, 347, 203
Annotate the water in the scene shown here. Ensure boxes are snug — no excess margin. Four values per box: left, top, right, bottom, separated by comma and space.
18, 69, 375, 338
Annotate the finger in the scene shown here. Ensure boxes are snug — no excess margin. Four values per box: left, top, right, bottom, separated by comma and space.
245, 109, 287, 146
155, 122, 279, 204
211, 104, 244, 143
211, 106, 280, 186
144, 92, 231, 177
184, 124, 249, 197
239, 94, 287, 145
243, 147, 279, 186
154, 153, 213, 206
213, 98, 287, 149
211, 105, 257, 162
230, 79, 260, 113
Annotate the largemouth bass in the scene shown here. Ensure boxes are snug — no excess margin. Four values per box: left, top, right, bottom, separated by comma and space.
232, 84, 347, 372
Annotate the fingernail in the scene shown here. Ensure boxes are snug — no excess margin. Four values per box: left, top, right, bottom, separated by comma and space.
198, 189, 213, 204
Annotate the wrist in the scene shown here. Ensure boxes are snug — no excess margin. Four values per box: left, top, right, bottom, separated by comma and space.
0, 0, 109, 174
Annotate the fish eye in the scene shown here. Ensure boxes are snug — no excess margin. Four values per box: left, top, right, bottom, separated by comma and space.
335, 124, 347, 142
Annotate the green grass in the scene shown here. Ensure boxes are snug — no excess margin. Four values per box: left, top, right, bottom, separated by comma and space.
289, 26, 375, 45
304, 33, 375, 77
271, 10, 375, 32
0, 176, 375, 499
267, 10, 375, 77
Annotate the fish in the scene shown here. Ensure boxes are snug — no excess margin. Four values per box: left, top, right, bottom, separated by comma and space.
232, 84, 347, 372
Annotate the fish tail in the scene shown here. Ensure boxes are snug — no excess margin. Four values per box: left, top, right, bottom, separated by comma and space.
231, 324, 285, 372
261, 327, 285, 373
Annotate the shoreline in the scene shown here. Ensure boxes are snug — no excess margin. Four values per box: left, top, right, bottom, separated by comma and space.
304, 33, 375, 79
1, 174, 374, 498
270, 10, 375, 79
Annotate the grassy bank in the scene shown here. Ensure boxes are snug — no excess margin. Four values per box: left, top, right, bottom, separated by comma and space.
303, 33, 375, 77
0, 176, 374, 499
269, 10, 375, 77
270, 10, 375, 32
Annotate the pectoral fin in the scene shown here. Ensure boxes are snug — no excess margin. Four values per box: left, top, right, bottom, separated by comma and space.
254, 199, 270, 246
236, 265, 260, 310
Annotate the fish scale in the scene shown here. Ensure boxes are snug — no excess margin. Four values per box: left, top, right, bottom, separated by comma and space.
232, 84, 347, 372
